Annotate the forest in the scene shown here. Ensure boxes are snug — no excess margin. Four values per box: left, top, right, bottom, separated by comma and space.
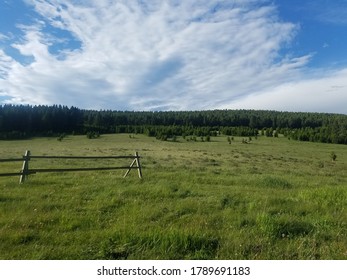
0, 104, 346, 144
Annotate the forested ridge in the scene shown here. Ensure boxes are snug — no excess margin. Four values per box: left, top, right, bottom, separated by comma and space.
0, 104, 346, 144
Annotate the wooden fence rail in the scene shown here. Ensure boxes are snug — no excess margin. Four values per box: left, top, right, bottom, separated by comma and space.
0, 158, 24, 162
0, 150, 142, 183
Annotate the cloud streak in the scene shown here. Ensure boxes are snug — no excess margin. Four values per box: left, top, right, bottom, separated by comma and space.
0, 0, 346, 113
307, 0, 347, 25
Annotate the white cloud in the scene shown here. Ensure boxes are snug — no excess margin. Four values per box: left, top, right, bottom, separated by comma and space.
0, 33, 9, 41
0, 0, 346, 113
224, 68, 347, 114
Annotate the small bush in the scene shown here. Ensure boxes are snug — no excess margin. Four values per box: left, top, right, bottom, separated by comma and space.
57, 133, 66, 141
330, 152, 337, 162
86, 131, 100, 139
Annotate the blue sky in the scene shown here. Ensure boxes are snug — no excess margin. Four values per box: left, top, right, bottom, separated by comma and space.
0, 0, 347, 113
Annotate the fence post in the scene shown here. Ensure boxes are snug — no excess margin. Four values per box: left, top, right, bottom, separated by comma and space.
135, 151, 142, 179
19, 150, 30, 184
123, 151, 142, 179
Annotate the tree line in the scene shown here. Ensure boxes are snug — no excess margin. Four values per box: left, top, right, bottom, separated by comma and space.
0, 104, 346, 144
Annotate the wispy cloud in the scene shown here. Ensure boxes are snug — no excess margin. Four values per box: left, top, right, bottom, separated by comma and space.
0, 0, 346, 113
0, 33, 9, 41
305, 0, 347, 25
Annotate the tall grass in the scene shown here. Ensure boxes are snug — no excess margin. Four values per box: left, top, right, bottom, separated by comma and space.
0, 134, 346, 259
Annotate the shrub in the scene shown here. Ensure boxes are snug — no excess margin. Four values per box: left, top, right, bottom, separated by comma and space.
86, 131, 100, 139
330, 152, 337, 162
57, 133, 66, 141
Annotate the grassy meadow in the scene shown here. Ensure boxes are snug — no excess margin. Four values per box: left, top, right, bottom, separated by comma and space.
0, 134, 346, 259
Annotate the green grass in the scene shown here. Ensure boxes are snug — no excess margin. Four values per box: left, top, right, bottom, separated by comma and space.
0, 134, 346, 259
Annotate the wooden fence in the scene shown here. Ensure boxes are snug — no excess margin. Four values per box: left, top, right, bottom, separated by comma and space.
0, 150, 142, 183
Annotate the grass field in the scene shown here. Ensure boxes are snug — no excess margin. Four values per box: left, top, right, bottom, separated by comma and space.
0, 134, 346, 259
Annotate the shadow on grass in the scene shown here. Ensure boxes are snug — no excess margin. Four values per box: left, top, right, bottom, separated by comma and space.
99, 230, 220, 260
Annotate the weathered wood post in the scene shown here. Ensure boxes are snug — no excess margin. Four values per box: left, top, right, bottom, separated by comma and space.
135, 151, 142, 179
19, 150, 30, 183
123, 151, 142, 179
